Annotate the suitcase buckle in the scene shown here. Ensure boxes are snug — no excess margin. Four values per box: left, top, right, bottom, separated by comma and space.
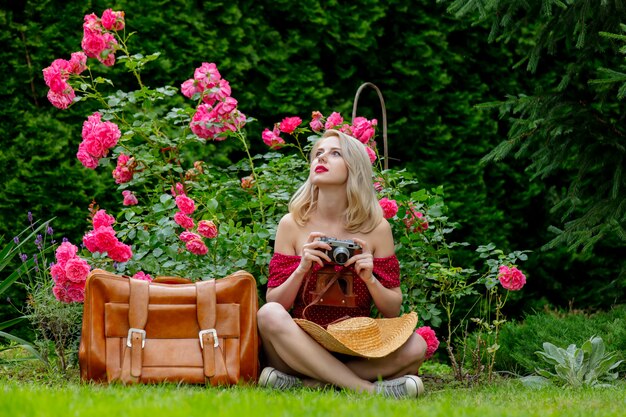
199, 329, 218, 349
126, 328, 146, 348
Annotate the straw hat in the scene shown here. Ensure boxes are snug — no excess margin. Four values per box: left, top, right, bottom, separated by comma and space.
294, 312, 418, 358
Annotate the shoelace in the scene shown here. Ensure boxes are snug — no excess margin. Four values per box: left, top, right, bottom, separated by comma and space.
272, 371, 301, 389
376, 377, 411, 399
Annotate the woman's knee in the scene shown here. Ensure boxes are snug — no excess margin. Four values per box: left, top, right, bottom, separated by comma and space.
396, 333, 427, 371
257, 302, 292, 335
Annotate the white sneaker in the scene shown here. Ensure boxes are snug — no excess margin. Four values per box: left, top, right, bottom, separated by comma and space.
258, 367, 303, 390
374, 375, 424, 399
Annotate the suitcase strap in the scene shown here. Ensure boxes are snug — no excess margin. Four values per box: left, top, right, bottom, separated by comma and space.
196, 280, 230, 385
124, 278, 229, 384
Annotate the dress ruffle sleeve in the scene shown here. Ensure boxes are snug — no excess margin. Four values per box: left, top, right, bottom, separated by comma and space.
372, 255, 401, 288
267, 253, 400, 288
267, 253, 301, 288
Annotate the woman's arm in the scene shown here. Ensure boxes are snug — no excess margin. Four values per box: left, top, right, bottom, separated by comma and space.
266, 215, 331, 309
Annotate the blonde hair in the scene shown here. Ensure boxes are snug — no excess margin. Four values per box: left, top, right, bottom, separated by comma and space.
289, 129, 383, 233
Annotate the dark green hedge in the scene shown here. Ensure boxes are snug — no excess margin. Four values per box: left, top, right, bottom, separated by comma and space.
1, 0, 623, 319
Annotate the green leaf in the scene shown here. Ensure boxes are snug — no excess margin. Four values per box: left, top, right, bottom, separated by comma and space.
0, 331, 46, 364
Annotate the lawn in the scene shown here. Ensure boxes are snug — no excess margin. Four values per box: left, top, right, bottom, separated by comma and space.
1, 377, 624, 417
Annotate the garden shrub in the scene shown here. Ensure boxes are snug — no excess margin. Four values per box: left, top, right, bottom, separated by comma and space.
495, 305, 626, 375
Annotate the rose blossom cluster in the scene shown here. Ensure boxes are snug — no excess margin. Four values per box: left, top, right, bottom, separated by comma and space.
497, 265, 526, 291
262, 111, 378, 163
50, 241, 91, 303
76, 112, 121, 169
313, 111, 378, 164
82, 209, 132, 263
172, 184, 219, 256
261, 116, 303, 148
81, 9, 124, 67
181, 62, 247, 140
42, 52, 87, 109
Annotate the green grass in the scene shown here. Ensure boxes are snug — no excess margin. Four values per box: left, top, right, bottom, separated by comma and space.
1, 378, 625, 417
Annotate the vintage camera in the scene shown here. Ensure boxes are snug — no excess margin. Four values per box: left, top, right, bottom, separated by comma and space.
319, 237, 362, 265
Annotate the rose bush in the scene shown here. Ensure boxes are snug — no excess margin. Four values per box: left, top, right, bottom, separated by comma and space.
34, 8, 530, 379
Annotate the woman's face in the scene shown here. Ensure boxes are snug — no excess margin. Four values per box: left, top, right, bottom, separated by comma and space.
310, 136, 348, 187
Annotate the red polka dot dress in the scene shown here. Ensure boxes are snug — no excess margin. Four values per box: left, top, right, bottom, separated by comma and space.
267, 253, 401, 327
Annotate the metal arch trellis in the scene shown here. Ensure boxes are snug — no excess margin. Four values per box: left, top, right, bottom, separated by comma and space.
351, 82, 389, 170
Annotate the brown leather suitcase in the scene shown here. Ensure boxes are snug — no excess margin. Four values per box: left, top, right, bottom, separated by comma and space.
79, 269, 259, 385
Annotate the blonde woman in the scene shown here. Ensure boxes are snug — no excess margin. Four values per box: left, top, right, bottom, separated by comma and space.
257, 129, 428, 398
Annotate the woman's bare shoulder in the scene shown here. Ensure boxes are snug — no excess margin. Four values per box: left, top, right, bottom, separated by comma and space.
368, 218, 395, 257
274, 213, 301, 254
277, 213, 299, 231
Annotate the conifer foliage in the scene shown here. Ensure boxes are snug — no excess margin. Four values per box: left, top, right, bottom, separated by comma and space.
439, 0, 626, 255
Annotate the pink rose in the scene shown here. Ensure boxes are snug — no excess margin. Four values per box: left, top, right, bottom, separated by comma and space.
497, 265, 526, 291
175, 194, 196, 215
179, 231, 201, 243
77, 143, 99, 169
310, 111, 324, 132
108, 242, 133, 263
93, 226, 118, 253
351, 117, 377, 144
181, 79, 199, 98
112, 153, 134, 184
279, 116, 302, 134
82, 231, 98, 253
82, 112, 101, 137
69, 51, 88, 74
174, 212, 195, 230
186, 238, 208, 256
101, 9, 125, 31
93, 209, 115, 229
171, 182, 186, 196
262, 127, 285, 149
211, 79, 231, 101
50, 263, 67, 285
215, 96, 238, 116
53, 284, 71, 303
378, 197, 398, 219
47, 89, 75, 110
66, 282, 86, 303
190, 103, 217, 139
55, 241, 78, 265
83, 13, 101, 31
82, 137, 106, 158
81, 30, 107, 58
324, 112, 343, 130
194, 62, 221, 90
197, 220, 218, 239
122, 190, 138, 206
93, 120, 121, 149
415, 326, 440, 359
64, 257, 91, 283
132, 271, 153, 281
43, 60, 70, 93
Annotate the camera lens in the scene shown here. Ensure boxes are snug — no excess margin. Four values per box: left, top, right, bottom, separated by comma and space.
332, 246, 350, 265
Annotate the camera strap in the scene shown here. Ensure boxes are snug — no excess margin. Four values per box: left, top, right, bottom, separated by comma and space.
302, 266, 353, 322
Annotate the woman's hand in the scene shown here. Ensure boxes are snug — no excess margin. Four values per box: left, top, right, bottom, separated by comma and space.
344, 237, 375, 284
295, 232, 332, 275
